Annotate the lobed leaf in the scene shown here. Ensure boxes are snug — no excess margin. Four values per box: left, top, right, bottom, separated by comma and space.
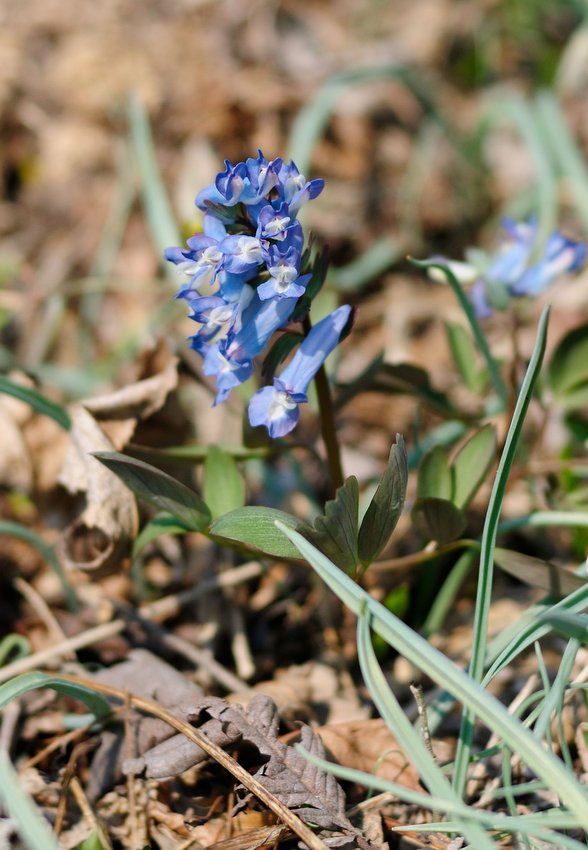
494, 548, 586, 597
444, 320, 485, 393
300, 477, 359, 574
548, 322, 588, 397
358, 434, 407, 567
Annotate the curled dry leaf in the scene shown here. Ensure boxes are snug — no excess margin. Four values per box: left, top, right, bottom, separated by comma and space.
57, 349, 178, 573
58, 404, 139, 573
80, 345, 179, 448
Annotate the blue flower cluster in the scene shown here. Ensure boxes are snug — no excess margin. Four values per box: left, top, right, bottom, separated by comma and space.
166, 151, 351, 437
463, 218, 585, 318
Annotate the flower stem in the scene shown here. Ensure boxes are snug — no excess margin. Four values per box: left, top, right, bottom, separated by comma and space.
303, 315, 344, 494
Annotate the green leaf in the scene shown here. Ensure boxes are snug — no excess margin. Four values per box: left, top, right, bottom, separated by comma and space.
417, 446, 453, 501
411, 497, 467, 543
358, 435, 408, 567
203, 446, 246, 519
275, 521, 588, 832
0, 750, 65, 850
0, 375, 71, 430
412, 258, 508, 408
539, 611, 588, 643
93, 451, 211, 531
453, 305, 550, 798
548, 322, 588, 398
76, 831, 107, 850
132, 512, 191, 558
451, 425, 497, 509
0, 671, 111, 720
209, 506, 301, 558
493, 548, 586, 597
300, 477, 359, 574
0, 634, 30, 667
444, 321, 484, 393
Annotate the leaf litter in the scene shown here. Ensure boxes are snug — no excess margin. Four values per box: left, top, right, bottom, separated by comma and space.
2, 1, 588, 848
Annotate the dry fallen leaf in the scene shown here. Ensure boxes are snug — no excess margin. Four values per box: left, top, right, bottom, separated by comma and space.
56, 348, 178, 573
58, 404, 138, 573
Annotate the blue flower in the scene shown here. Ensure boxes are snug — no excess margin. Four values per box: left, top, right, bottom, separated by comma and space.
276, 161, 324, 215
434, 218, 586, 318
204, 295, 296, 404
257, 245, 311, 301
165, 151, 333, 418
248, 305, 352, 437
511, 230, 586, 296
196, 151, 283, 212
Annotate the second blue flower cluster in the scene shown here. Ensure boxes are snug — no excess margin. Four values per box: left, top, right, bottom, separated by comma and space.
166, 151, 351, 437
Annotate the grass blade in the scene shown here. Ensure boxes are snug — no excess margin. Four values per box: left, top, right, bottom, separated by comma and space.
0, 750, 65, 850
0, 375, 71, 430
412, 258, 508, 408
356, 606, 496, 850
0, 520, 77, 611
276, 521, 588, 829
453, 305, 550, 797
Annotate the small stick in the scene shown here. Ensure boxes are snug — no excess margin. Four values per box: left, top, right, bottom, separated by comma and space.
159, 632, 250, 694
69, 777, 114, 850
0, 561, 263, 685
13, 577, 73, 655
409, 682, 436, 764
57, 673, 330, 850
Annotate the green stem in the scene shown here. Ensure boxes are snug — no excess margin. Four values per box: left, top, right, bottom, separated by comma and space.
411, 258, 508, 409
303, 315, 344, 495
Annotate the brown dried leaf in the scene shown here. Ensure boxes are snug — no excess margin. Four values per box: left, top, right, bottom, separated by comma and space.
58, 405, 138, 573
316, 719, 422, 789
189, 695, 353, 832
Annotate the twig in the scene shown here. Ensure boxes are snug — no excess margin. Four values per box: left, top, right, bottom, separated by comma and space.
57, 673, 330, 850
159, 632, 250, 694
0, 561, 263, 685
69, 777, 114, 850
13, 577, 73, 654
227, 603, 255, 682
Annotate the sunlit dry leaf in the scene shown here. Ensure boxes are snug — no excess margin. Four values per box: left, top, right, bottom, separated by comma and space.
58, 405, 138, 573
316, 718, 423, 788
81, 347, 179, 448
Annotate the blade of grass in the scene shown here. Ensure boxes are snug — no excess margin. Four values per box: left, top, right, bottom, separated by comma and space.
0, 375, 71, 430
276, 522, 588, 828
534, 90, 588, 231
127, 94, 180, 278
0, 750, 65, 850
411, 259, 508, 409
421, 547, 478, 637
452, 306, 550, 797
0, 521, 77, 611
295, 748, 588, 850
533, 637, 579, 741
356, 606, 496, 850
482, 95, 557, 242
